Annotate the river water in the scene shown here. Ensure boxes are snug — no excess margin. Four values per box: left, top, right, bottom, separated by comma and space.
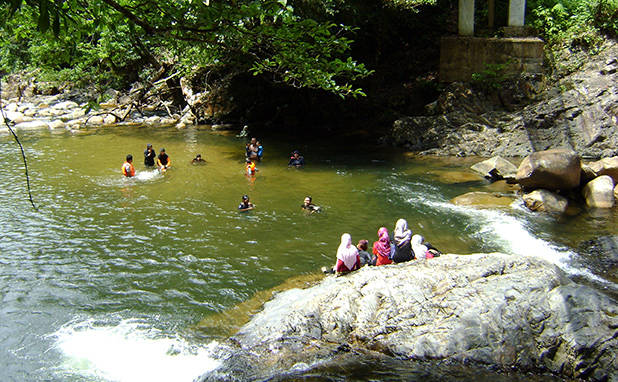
0, 126, 616, 382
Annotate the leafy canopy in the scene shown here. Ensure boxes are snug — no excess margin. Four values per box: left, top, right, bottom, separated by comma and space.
0, 0, 372, 97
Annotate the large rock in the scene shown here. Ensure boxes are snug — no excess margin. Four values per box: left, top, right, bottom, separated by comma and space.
516, 149, 581, 190
201, 254, 617, 381
588, 156, 618, 183
522, 189, 568, 214
583, 175, 616, 208
470, 156, 518, 181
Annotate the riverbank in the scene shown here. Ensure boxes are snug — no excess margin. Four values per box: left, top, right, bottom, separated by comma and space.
388, 39, 618, 159
199, 253, 617, 382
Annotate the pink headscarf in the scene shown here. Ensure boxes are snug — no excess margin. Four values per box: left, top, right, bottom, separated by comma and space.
373, 227, 392, 257
337, 233, 359, 270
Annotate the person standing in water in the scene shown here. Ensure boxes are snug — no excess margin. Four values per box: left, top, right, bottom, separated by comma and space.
288, 150, 305, 168
238, 195, 254, 212
122, 154, 135, 177
246, 158, 257, 176
144, 143, 156, 167
157, 148, 171, 171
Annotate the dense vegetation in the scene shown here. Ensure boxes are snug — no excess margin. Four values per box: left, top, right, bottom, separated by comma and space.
0, 0, 616, 129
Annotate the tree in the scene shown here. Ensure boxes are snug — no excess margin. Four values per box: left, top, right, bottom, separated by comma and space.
0, 0, 372, 97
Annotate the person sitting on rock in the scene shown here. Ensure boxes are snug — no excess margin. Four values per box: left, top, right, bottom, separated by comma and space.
392, 218, 414, 263
334, 233, 360, 273
412, 234, 442, 259
357, 239, 375, 266
373, 227, 393, 266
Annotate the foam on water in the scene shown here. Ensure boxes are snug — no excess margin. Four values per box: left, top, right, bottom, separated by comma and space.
52, 318, 220, 382
134, 169, 162, 181
389, 181, 610, 285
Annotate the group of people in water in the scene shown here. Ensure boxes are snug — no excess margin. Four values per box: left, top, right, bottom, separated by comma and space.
331, 218, 442, 274
122, 143, 175, 177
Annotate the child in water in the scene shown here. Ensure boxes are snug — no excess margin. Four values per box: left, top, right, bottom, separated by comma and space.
246, 158, 257, 176
192, 154, 205, 164
122, 154, 135, 177
301, 196, 321, 213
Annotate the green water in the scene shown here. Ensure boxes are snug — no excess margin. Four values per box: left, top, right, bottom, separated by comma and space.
0, 126, 616, 382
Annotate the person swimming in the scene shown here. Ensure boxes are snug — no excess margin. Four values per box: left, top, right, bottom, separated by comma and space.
301, 196, 321, 213
246, 158, 257, 176
192, 154, 205, 164
121, 154, 135, 177
157, 148, 171, 171
288, 150, 305, 167
238, 194, 255, 212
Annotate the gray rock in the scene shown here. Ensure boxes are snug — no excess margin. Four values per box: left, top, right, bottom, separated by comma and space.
522, 189, 568, 214
471, 156, 518, 181
516, 148, 581, 190
203, 254, 617, 381
583, 175, 616, 208
13, 120, 49, 130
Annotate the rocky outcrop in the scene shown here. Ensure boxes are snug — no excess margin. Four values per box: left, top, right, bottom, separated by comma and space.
388, 40, 618, 159
200, 254, 617, 381
589, 156, 618, 183
515, 148, 581, 190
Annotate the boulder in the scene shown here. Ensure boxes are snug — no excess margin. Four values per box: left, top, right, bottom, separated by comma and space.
51, 100, 79, 110
201, 254, 617, 382
583, 175, 616, 208
588, 156, 618, 183
451, 192, 516, 208
516, 149, 581, 190
471, 156, 518, 181
522, 189, 569, 214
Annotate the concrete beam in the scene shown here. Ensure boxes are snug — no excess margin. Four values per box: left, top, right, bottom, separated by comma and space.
459, 0, 475, 36
508, 0, 526, 26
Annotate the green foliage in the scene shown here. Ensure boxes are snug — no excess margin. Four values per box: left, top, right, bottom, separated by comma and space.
0, 0, 372, 97
471, 61, 512, 91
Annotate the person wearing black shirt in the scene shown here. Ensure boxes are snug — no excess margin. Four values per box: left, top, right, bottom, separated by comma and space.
144, 143, 156, 167
288, 150, 305, 167
157, 148, 171, 170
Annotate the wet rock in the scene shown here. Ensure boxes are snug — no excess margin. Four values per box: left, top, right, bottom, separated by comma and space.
470, 156, 518, 181
583, 175, 616, 208
51, 100, 79, 110
48, 120, 66, 129
451, 192, 516, 208
577, 235, 618, 280
588, 156, 618, 183
522, 189, 568, 214
201, 254, 617, 382
516, 149, 581, 191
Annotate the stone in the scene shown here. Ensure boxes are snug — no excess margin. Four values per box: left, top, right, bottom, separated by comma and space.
13, 120, 49, 130
588, 156, 618, 183
451, 192, 516, 208
87, 116, 104, 125
4, 111, 25, 123
103, 115, 116, 124
51, 100, 79, 110
522, 189, 568, 214
470, 156, 518, 181
516, 149, 581, 190
48, 120, 66, 129
583, 175, 615, 208
200, 254, 617, 382
145, 116, 161, 125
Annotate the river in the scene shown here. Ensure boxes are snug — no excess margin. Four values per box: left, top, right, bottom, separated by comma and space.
0, 126, 616, 381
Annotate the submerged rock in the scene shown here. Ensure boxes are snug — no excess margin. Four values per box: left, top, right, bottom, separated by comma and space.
200, 254, 617, 381
522, 189, 568, 214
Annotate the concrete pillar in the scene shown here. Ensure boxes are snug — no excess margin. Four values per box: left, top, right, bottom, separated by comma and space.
458, 0, 475, 36
508, 0, 526, 26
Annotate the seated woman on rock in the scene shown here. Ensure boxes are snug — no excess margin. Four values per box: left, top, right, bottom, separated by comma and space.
334, 233, 360, 273
412, 234, 442, 259
392, 218, 414, 263
372, 227, 393, 266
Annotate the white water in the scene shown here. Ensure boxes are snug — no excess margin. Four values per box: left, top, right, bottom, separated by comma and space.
52, 318, 220, 382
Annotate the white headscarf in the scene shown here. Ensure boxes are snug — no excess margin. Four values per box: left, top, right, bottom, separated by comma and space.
412, 234, 428, 259
394, 218, 412, 246
337, 233, 359, 270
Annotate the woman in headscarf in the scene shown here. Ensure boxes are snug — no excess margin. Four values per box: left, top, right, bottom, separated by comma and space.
335, 233, 360, 273
372, 227, 393, 266
412, 234, 432, 259
392, 218, 414, 263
